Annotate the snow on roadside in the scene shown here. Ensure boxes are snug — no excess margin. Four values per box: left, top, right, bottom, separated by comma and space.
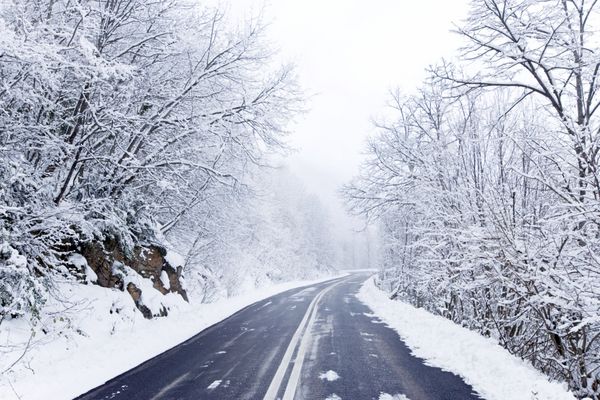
0, 274, 346, 400
357, 277, 578, 400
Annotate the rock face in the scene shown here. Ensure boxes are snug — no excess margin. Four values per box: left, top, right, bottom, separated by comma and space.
79, 238, 188, 318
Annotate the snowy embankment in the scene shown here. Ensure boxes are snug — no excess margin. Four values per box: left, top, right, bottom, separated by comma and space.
357, 277, 578, 400
0, 274, 345, 400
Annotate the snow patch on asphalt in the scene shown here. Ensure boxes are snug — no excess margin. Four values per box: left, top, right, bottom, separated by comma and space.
319, 370, 340, 381
325, 394, 342, 400
293, 287, 317, 297
207, 380, 222, 390
357, 277, 576, 400
379, 394, 410, 400
257, 300, 273, 310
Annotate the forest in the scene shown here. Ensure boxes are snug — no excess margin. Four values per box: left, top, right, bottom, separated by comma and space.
345, 0, 600, 398
0, 0, 339, 340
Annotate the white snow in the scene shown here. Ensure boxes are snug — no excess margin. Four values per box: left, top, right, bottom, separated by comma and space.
319, 370, 340, 381
115, 261, 186, 317
379, 394, 410, 400
357, 278, 578, 400
325, 394, 342, 400
0, 274, 346, 400
207, 380, 222, 390
68, 253, 98, 283
160, 270, 171, 290
164, 249, 186, 268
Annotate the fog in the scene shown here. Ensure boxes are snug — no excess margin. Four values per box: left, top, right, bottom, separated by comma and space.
221, 0, 471, 266
223, 0, 468, 208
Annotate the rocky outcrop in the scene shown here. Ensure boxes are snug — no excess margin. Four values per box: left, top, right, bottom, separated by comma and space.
78, 238, 188, 318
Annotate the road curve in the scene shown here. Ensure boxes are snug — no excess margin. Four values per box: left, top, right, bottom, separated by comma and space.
75, 274, 481, 400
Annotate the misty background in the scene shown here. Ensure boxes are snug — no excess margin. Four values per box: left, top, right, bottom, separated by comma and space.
217, 0, 470, 269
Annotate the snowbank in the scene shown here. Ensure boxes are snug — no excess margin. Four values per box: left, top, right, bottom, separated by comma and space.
0, 274, 345, 400
357, 277, 578, 400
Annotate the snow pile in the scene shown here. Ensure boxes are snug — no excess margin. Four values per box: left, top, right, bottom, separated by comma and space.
357, 277, 578, 400
0, 274, 345, 400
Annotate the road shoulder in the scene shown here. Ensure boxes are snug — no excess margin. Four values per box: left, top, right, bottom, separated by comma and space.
357, 277, 576, 400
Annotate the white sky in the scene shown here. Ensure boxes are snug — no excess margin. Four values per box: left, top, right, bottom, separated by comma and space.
223, 0, 471, 230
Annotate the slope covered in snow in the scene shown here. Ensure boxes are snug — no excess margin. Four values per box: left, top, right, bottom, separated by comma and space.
0, 275, 345, 400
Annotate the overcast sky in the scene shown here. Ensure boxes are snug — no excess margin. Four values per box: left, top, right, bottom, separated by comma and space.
224, 0, 471, 228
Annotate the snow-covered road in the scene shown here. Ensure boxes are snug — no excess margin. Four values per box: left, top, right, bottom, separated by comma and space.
75, 274, 481, 400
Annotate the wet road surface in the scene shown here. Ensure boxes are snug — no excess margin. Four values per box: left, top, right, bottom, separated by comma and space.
76, 274, 481, 400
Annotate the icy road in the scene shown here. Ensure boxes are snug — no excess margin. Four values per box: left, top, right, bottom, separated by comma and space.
75, 274, 480, 400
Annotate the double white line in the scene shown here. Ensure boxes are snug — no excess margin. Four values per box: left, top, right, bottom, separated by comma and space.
263, 278, 345, 400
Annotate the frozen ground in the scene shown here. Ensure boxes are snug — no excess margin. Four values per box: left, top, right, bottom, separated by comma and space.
0, 274, 345, 400
357, 277, 579, 400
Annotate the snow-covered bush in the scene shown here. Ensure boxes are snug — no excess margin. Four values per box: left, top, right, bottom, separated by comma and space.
0, 242, 46, 322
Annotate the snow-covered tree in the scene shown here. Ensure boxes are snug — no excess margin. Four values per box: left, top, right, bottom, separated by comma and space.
0, 0, 306, 324
346, 65, 600, 397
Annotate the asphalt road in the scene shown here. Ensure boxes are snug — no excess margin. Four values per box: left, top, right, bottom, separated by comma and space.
76, 274, 481, 400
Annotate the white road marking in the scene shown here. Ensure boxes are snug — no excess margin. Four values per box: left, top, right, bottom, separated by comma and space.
262, 278, 345, 400
281, 280, 345, 400
207, 380, 222, 390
